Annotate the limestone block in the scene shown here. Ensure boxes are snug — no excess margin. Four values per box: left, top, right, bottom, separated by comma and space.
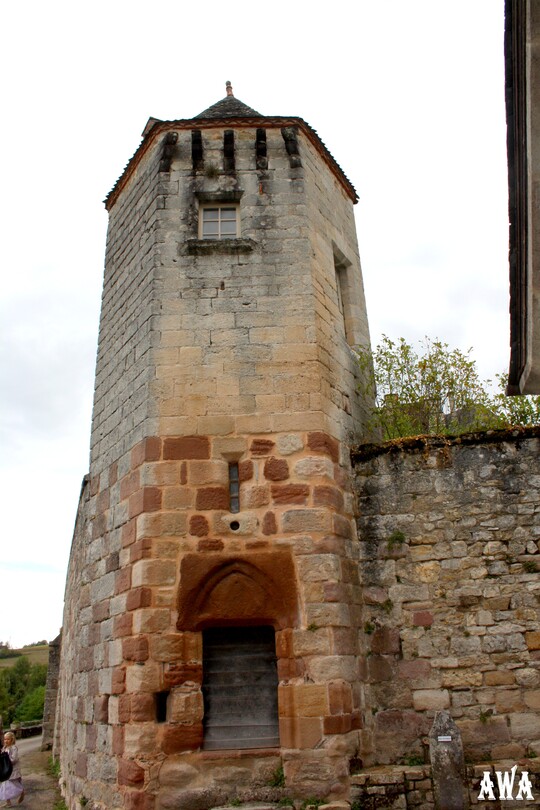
125, 661, 162, 693
297, 554, 341, 582
158, 759, 203, 788
306, 603, 351, 628
412, 689, 451, 711
441, 671, 483, 688
132, 560, 177, 587
133, 608, 171, 634
526, 630, 540, 650
277, 433, 304, 455
279, 683, 329, 717
515, 667, 540, 687
124, 722, 157, 757
292, 628, 332, 657
307, 655, 357, 682
282, 509, 333, 533
484, 669, 516, 686
168, 688, 204, 723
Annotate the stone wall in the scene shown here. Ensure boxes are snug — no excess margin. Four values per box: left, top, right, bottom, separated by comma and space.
352, 427, 540, 768
42, 632, 61, 750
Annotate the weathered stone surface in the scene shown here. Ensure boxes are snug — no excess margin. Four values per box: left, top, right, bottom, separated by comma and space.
429, 711, 468, 810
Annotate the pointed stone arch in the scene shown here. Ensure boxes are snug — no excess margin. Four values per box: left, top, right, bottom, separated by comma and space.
177, 551, 299, 630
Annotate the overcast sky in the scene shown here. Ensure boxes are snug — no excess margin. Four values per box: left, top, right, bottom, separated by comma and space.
0, 1, 508, 647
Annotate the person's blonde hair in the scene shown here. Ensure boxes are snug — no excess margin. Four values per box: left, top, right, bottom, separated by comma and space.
3, 732, 15, 744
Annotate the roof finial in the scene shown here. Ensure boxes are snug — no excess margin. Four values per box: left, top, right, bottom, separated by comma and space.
226, 81, 234, 97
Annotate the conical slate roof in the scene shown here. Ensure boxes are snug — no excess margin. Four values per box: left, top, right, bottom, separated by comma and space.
194, 94, 261, 119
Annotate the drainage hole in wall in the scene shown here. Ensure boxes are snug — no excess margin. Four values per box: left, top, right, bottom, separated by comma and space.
230, 521, 240, 531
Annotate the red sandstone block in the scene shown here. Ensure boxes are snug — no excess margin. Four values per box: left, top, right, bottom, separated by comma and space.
89, 624, 101, 646
341, 557, 359, 584
94, 695, 109, 723
130, 539, 152, 564
131, 693, 155, 722
189, 515, 209, 537
333, 514, 353, 539
129, 487, 162, 519
86, 725, 97, 752
124, 790, 156, 810
115, 567, 132, 595
75, 753, 88, 778
324, 714, 352, 735
79, 649, 94, 672
271, 483, 309, 504
413, 611, 434, 627
90, 475, 100, 496
112, 615, 131, 642
121, 470, 141, 501
368, 655, 394, 682
112, 725, 125, 755
307, 432, 339, 462
163, 663, 203, 688
122, 519, 137, 548
351, 710, 362, 730
127, 587, 152, 611
123, 636, 149, 662
161, 723, 203, 754
250, 438, 275, 456
371, 627, 401, 655
132, 436, 162, 468
329, 681, 353, 715
277, 658, 305, 681
262, 511, 277, 535
106, 551, 120, 574
88, 671, 99, 697
97, 488, 110, 513
238, 459, 254, 481
92, 513, 108, 539
197, 538, 224, 551
118, 695, 131, 723
313, 485, 344, 511
323, 582, 347, 603
180, 462, 187, 484
264, 457, 289, 481
109, 461, 118, 486
163, 436, 210, 460
279, 717, 323, 749
195, 486, 229, 510
93, 601, 110, 623
118, 758, 145, 787
246, 540, 269, 550
111, 666, 126, 695
275, 629, 294, 658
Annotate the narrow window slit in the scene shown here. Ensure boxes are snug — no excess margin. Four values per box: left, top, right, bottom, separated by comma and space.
229, 462, 240, 513
155, 690, 169, 723
256, 128, 268, 169
224, 130, 235, 172
192, 130, 203, 171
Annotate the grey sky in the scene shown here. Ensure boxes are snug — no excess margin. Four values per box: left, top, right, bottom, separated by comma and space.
0, 0, 507, 646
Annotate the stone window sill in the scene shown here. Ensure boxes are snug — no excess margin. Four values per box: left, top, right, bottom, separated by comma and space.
186, 238, 256, 255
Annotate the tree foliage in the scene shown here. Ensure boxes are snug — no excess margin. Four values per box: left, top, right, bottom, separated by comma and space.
358, 336, 540, 440
0, 657, 47, 725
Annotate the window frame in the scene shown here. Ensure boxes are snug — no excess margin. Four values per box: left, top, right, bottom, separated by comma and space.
199, 204, 240, 240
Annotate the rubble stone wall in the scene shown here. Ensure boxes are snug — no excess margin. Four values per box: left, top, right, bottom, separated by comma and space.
353, 428, 540, 768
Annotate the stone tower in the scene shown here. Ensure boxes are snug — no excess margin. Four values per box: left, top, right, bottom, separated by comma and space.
56, 85, 372, 809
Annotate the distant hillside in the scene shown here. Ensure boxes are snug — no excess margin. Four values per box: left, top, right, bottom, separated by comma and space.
0, 644, 49, 670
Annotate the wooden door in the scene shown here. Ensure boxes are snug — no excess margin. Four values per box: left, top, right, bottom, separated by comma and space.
202, 626, 280, 750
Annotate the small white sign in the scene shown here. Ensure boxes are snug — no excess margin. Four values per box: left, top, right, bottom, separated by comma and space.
437, 735, 452, 742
